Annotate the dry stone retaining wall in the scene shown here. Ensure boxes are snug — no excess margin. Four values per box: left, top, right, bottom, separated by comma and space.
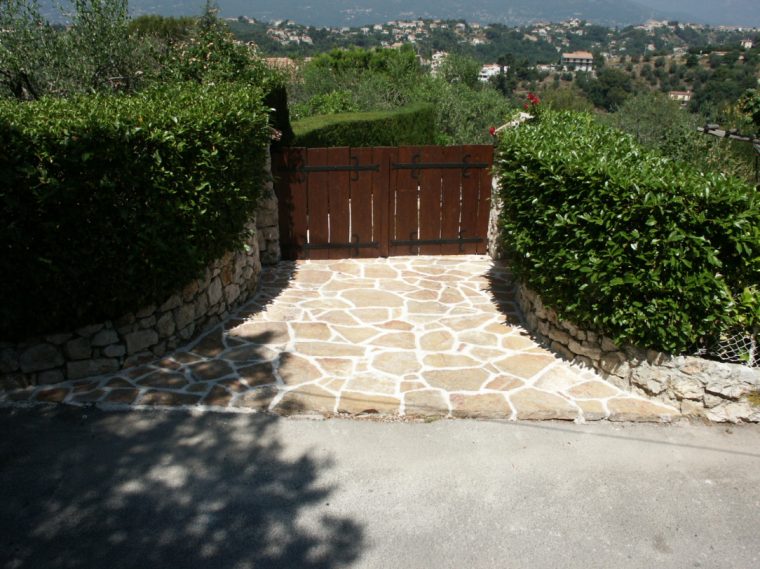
516, 284, 760, 423
0, 151, 280, 390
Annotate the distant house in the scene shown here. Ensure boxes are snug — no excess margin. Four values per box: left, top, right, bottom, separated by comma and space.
478, 64, 503, 82
561, 51, 594, 72
741, 39, 754, 50
430, 51, 448, 75
668, 90, 692, 106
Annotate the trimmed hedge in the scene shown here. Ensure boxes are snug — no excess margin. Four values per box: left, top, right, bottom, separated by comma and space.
0, 83, 271, 341
495, 110, 760, 354
291, 104, 436, 147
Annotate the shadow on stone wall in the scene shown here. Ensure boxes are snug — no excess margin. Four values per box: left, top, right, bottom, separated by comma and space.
0, 406, 364, 569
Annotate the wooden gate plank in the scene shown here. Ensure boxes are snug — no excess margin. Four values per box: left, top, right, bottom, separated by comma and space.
306, 147, 330, 260
350, 147, 376, 258
417, 146, 443, 255
439, 146, 463, 255
475, 145, 494, 254
390, 146, 421, 256
327, 147, 351, 260
373, 147, 393, 258
273, 148, 309, 260
459, 144, 486, 255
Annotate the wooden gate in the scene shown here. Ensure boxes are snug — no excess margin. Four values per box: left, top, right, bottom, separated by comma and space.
273, 145, 493, 260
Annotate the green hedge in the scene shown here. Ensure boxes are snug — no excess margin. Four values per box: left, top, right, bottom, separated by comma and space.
0, 83, 271, 341
291, 104, 436, 147
495, 110, 760, 354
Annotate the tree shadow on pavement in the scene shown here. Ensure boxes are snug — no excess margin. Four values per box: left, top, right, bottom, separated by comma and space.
0, 406, 364, 569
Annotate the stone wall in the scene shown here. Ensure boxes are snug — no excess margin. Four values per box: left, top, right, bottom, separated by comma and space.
0, 150, 280, 390
516, 284, 760, 423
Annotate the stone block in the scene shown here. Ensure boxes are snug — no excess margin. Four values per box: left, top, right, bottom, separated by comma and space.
38, 369, 65, 384
138, 316, 157, 329
600, 336, 619, 352
20, 344, 64, 373
630, 366, 668, 395
125, 330, 159, 355
45, 333, 73, 345
224, 284, 241, 306
174, 304, 195, 331
66, 358, 119, 380
207, 277, 223, 306
103, 344, 126, 358
546, 326, 571, 345
705, 377, 748, 400
156, 313, 175, 338
671, 376, 704, 400
568, 339, 602, 361
0, 348, 19, 373
182, 280, 200, 302
91, 328, 119, 347
160, 294, 181, 312
75, 323, 103, 337
135, 304, 156, 319
64, 337, 91, 360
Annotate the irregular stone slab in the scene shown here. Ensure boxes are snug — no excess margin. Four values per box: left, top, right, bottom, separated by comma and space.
345, 374, 397, 395
404, 390, 449, 416
458, 331, 499, 347
400, 380, 427, 392
35, 388, 69, 403
419, 330, 455, 352
424, 353, 480, 368
105, 389, 139, 405
423, 368, 489, 391
484, 376, 524, 391
338, 392, 400, 415
577, 399, 607, 421
439, 288, 465, 304
290, 322, 332, 341
138, 371, 188, 389
294, 269, 333, 285
334, 326, 379, 344
278, 354, 323, 385
301, 298, 353, 310
295, 342, 365, 357
219, 378, 253, 393
568, 381, 620, 399
188, 360, 234, 381
190, 328, 226, 357
442, 315, 492, 332
510, 389, 578, 421
276, 384, 335, 415
72, 389, 106, 403
607, 398, 678, 422
229, 321, 290, 344
348, 308, 391, 324
372, 352, 421, 376
364, 265, 398, 279
407, 301, 448, 315
378, 320, 414, 331
406, 290, 438, 301
140, 391, 201, 407
373, 333, 416, 350
316, 358, 353, 377
534, 367, 585, 392
222, 344, 275, 363
451, 393, 511, 418
202, 386, 232, 407
493, 354, 555, 380
233, 386, 278, 410
105, 377, 133, 388
341, 289, 404, 308
319, 310, 360, 326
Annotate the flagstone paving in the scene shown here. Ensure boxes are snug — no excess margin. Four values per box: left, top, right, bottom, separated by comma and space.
2, 256, 680, 422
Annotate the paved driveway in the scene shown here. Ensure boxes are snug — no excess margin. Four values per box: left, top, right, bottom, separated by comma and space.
2, 256, 678, 422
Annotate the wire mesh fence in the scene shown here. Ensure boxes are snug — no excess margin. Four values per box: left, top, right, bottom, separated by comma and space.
694, 328, 759, 368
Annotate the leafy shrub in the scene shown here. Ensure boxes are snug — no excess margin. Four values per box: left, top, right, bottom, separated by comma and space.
291, 104, 436, 147
495, 110, 760, 353
0, 82, 271, 340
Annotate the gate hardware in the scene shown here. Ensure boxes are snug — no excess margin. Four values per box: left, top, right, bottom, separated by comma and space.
391, 153, 489, 179
391, 237, 482, 253
291, 156, 380, 182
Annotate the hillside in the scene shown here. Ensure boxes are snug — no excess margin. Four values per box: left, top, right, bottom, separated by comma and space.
123, 0, 674, 27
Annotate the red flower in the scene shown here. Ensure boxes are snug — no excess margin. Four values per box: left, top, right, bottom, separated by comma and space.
489, 126, 496, 136
527, 92, 540, 105
523, 103, 530, 110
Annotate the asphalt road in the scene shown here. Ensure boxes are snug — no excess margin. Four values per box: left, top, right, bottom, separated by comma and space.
1, 406, 759, 569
